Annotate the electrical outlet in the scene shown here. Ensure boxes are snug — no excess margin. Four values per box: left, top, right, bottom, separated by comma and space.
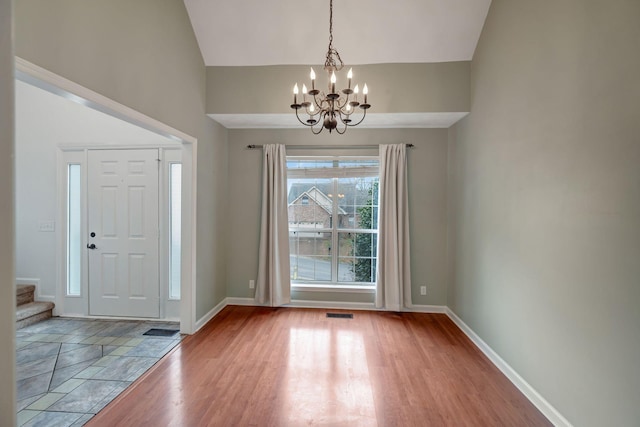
249, 280, 255, 289
420, 286, 427, 295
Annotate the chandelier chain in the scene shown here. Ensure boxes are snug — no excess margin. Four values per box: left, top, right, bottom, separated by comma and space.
324, 0, 343, 71
329, 0, 333, 48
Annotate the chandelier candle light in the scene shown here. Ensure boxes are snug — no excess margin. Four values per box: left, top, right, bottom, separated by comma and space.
290, 0, 370, 134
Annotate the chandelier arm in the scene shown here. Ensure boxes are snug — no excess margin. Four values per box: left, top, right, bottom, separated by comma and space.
345, 108, 368, 127
337, 99, 358, 120
335, 94, 348, 111
335, 109, 349, 124
312, 92, 325, 111
294, 108, 315, 127
311, 123, 324, 134
305, 103, 322, 118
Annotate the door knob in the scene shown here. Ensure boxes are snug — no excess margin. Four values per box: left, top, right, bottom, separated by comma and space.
87, 243, 97, 250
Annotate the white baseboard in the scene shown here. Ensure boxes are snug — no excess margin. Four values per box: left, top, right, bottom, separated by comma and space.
224, 297, 371, 310
227, 298, 375, 311
285, 300, 376, 310
194, 298, 228, 332
404, 304, 447, 313
224, 299, 447, 313
225, 297, 264, 306
445, 308, 572, 427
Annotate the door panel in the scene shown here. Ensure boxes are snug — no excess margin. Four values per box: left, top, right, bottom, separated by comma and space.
88, 149, 160, 318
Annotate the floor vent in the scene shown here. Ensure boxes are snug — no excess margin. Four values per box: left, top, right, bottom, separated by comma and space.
326, 313, 354, 319
143, 328, 179, 337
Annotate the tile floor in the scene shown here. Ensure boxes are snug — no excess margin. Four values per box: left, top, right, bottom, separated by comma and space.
16, 317, 183, 426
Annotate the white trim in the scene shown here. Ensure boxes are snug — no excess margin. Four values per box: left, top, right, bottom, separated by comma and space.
226, 297, 375, 311
57, 143, 183, 150
194, 298, 228, 332
285, 300, 378, 310
292, 284, 375, 294
445, 308, 572, 427
161, 149, 182, 320
225, 297, 267, 307
180, 142, 197, 334
56, 149, 87, 317
403, 304, 447, 313
223, 298, 446, 313
15, 58, 195, 144
16, 58, 198, 335
209, 112, 468, 130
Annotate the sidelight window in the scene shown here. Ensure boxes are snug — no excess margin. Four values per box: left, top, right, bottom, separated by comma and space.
169, 163, 182, 300
66, 164, 81, 296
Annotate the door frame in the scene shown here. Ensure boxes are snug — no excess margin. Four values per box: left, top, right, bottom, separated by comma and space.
62, 147, 178, 320
16, 57, 198, 334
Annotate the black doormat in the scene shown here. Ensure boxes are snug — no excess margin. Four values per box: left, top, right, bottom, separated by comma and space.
326, 313, 353, 319
143, 328, 179, 337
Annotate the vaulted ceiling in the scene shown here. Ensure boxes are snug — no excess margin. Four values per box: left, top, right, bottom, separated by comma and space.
185, 0, 492, 129
184, 0, 491, 66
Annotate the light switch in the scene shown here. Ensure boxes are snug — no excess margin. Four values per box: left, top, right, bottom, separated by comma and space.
38, 220, 55, 232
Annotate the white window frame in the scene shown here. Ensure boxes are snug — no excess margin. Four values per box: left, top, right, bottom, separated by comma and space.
162, 149, 182, 310
287, 156, 379, 291
59, 150, 88, 313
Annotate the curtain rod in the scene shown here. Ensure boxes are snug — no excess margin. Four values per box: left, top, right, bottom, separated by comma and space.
246, 144, 414, 150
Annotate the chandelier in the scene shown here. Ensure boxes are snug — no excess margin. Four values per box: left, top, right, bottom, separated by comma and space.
290, 0, 370, 134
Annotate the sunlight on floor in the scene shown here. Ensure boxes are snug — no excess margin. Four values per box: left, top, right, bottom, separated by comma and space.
285, 327, 376, 425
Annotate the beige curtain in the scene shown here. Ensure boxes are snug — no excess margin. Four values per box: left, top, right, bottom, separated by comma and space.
376, 144, 412, 311
255, 144, 291, 306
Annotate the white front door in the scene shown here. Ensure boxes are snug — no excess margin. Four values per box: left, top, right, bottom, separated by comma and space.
87, 149, 160, 318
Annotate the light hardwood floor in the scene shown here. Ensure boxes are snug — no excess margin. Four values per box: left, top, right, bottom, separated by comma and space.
88, 306, 551, 426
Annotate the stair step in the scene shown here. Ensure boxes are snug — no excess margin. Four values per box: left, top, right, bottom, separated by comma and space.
16, 284, 36, 306
16, 301, 55, 330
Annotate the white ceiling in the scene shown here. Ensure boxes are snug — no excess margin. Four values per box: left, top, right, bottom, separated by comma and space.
184, 0, 491, 66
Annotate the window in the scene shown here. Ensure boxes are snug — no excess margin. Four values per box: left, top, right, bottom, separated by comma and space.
66, 164, 81, 296
169, 162, 182, 300
288, 157, 379, 287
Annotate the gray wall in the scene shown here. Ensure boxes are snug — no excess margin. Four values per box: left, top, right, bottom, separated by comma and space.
15, 0, 204, 135
14, 0, 229, 321
206, 62, 470, 114
448, 1, 640, 425
227, 129, 449, 306
0, 0, 16, 424
196, 118, 229, 317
